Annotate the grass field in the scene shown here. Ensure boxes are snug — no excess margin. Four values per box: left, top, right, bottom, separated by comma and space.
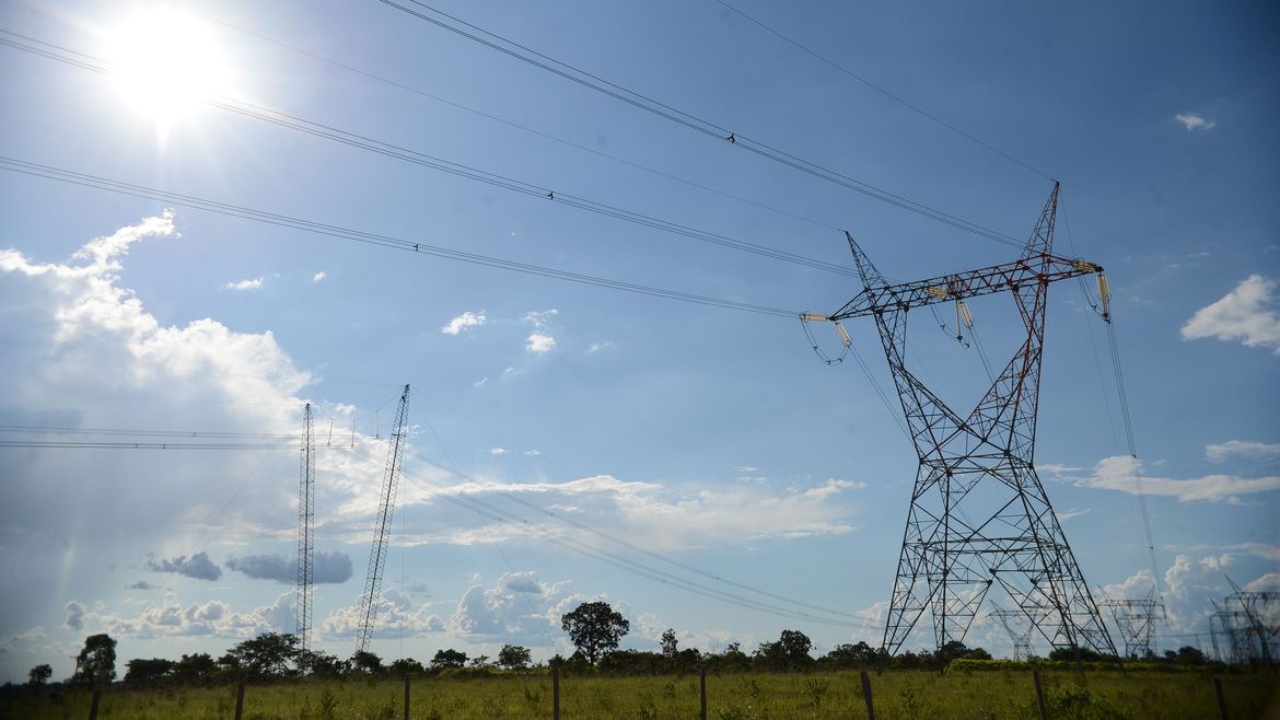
3, 668, 1276, 719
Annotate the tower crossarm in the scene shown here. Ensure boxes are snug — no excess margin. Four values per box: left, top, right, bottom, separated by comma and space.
828, 249, 1102, 321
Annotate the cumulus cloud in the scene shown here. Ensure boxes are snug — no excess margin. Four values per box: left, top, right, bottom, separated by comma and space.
65, 591, 296, 640
451, 572, 579, 641
312, 271, 327, 282
1175, 113, 1216, 131
147, 552, 222, 581
320, 589, 445, 640
64, 602, 86, 631
221, 277, 264, 291
226, 551, 353, 584
526, 332, 556, 353
1206, 440, 1280, 462
1058, 455, 1280, 503
1181, 275, 1280, 353
442, 310, 486, 335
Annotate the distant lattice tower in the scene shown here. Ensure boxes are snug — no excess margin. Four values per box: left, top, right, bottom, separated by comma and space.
1099, 592, 1164, 659
819, 184, 1117, 660
991, 604, 1039, 661
356, 385, 411, 655
296, 403, 315, 650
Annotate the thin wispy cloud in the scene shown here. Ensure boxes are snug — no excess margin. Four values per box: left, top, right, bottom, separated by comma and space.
1175, 113, 1216, 131
1181, 275, 1280, 353
1061, 455, 1280, 503
1206, 440, 1280, 462
221, 277, 263, 291
587, 341, 614, 354
442, 310, 486, 335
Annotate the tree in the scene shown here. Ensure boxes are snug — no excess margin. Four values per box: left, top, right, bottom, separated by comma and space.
226, 632, 299, 677
73, 634, 117, 685
27, 664, 52, 687
172, 653, 217, 683
296, 649, 344, 678
561, 601, 630, 665
431, 649, 467, 669
660, 629, 679, 659
756, 630, 812, 671
350, 650, 384, 675
388, 657, 426, 676
124, 658, 174, 685
820, 641, 879, 669
496, 644, 532, 671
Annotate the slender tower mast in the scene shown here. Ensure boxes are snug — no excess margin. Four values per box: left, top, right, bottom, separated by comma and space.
296, 403, 315, 650
817, 184, 1116, 659
356, 385, 410, 654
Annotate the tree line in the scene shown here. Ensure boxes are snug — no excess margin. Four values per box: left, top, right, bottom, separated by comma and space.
14, 600, 1219, 689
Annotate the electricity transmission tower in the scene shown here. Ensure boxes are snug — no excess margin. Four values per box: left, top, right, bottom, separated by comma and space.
296, 402, 315, 650
991, 604, 1038, 661
356, 385, 410, 654
1212, 577, 1279, 665
1099, 591, 1164, 659
819, 183, 1117, 659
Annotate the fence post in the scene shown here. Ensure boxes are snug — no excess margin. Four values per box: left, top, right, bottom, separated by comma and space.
1033, 670, 1047, 720
699, 666, 707, 720
860, 670, 876, 720
234, 676, 246, 720
1212, 677, 1229, 720
86, 685, 101, 720
403, 674, 411, 720
552, 667, 560, 720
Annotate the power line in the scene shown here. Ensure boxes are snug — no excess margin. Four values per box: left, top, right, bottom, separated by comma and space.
335, 443, 859, 628
372, 0, 1028, 248
0, 29, 854, 279
185, 7, 847, 236
0, 156, 803, 318
708, 0, 1054, 182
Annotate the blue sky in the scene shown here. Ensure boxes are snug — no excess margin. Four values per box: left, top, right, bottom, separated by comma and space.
1, 0, 1277, 680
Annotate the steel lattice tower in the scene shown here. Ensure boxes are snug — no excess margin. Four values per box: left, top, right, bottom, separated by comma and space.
1099, 592, 1164, 659
356, 385, 410, 654
824, 184, 1117, 659
296, 402, 315, 650
991, 604, 1038, 661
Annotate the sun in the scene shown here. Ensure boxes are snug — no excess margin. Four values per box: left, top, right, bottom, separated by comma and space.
103, 6, 232, 127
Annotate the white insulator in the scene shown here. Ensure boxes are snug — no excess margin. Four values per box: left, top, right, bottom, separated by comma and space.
835, 323, 852, 347
1097, 273, 1111, 318
958, 301, 974, 328
801, 312, 827, 323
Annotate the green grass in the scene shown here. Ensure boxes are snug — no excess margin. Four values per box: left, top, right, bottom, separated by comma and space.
3, 668, 1276, 719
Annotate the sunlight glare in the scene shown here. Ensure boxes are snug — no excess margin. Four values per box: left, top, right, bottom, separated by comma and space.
104, 6, 232, 126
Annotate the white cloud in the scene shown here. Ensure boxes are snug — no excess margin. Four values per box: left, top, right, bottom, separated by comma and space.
221, 277, 264, 291
1206, 440, 1280, 462
450, 572, 577, 640
60, 592, 295, 640
319, 590, 444, 640
1181, 275, 1280, 353
442, 310, 486, 335
1063, 455, 1280, 503
523, 309, 558, 328
312, 271, 327, 282
490, 447, 507, 455
526, 332, 556, 353
409, 474, 860, 550
1175, 113, 1216, 131
587, 341, 614, 354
